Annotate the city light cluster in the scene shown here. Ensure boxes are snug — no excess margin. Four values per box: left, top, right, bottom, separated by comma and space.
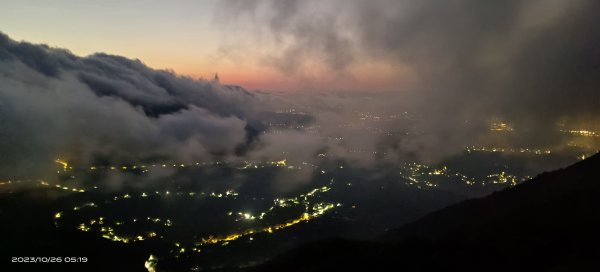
51, 176, 339, 259
561, 129, 599, 137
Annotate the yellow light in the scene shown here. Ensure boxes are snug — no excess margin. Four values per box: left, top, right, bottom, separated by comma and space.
144, 255, 158, 272
276, 159, 287, 166
55, 159, 69, 170
199, 210, 326, 246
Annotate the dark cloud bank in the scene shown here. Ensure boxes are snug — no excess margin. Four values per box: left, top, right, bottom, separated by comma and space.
1, 0, 600, 181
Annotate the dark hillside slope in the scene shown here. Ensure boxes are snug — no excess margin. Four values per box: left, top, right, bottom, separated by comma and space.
253, 152, 600, 272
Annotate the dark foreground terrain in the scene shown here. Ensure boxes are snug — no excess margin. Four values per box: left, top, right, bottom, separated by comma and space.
2, 153, 599, 272
253, 152, 600, 272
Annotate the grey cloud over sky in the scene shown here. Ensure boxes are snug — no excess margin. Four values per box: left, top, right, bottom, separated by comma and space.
0, 33, 256, 178
216, 0, 600, 116
216, 0, 600, 154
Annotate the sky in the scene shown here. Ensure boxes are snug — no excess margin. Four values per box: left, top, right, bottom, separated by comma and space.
0, 1, 228, 82
0, 0, 406, 91
1, 0, 599, 95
